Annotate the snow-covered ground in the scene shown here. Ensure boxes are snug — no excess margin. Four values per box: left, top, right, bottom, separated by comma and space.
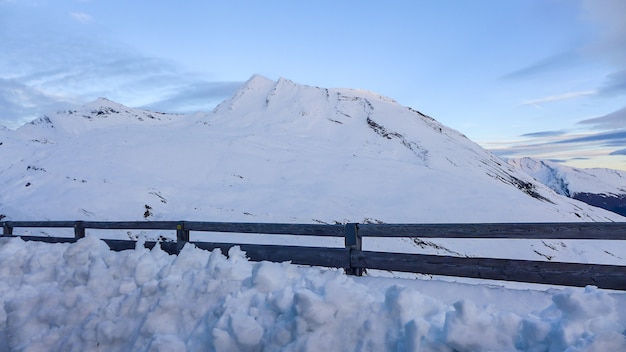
1, 236, 625, 351
3, 75, 626, 350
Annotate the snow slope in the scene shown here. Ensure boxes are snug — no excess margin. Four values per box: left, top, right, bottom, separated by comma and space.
1, 236, 625, 351
2, 76, 626, 351
510, 157, 626, 217
0, 76, 621, 224
1, 75, 625, 264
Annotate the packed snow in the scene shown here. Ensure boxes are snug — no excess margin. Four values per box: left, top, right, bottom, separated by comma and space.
1, 236, 625, 351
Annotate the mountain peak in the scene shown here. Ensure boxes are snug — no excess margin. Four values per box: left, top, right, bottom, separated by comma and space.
243, 74, 275, 90
83, 97, 127, 111
213, 74, 277, 113
247, 73, 272, 82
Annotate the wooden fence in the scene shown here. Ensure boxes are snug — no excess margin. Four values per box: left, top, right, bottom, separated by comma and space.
2, 221, 626, 290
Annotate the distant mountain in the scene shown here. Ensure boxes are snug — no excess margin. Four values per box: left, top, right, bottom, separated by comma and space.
1, 75, 625, 263
509, 157, 626, 217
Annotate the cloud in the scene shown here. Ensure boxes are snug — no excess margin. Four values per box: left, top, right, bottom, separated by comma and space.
0, 52, 241, 127
487, 127, 626, 169
520, 130, 566, 138
579, 106, 626, 129
0, 78, 75, 128
582, 0, 626, 64
610, 148, 626, 156
501, 52, 582, 80
582, 0, 626, 97
492, 1, 626, 168
598, 70, 626, 96
555, 130, 626, 145
0, 5, 239, 128
70, 12, 92, 23
521, 91, 596, 108
142, 81, 242, 113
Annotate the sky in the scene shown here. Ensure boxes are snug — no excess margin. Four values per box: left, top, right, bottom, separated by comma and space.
1, 0, 625, 170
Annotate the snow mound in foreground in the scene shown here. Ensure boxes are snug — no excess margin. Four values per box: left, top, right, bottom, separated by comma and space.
1, 236, 625, 351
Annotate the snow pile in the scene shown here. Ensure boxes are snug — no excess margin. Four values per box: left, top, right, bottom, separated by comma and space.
1, 236, 625, 351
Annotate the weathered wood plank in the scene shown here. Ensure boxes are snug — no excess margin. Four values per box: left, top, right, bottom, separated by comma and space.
5, 221, 626, 239
352, 250, 626, 290
5, 235, 78, 244
2, 221, 77, 228
358, 223, 626, 240
4, 220, 626, 289
185, 222, 345, 237
82, 221, 179, 230
2, 222, 12, 236
192, 242, 351, 268
0, 221, 179, 230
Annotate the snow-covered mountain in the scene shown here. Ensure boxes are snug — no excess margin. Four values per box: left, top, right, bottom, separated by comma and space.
509, 157, 626, 217
1, 75, 621, 224
4, 76, 626, 351
2, 75, 625, 263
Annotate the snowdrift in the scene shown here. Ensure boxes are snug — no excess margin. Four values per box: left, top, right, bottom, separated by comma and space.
1, 236, 625, 351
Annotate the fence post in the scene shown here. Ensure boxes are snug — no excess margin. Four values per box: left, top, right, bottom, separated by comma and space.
176, 221, 189, 254
344, 223, 363, 276
74, 221, 85, 239
2, 222, 13, 236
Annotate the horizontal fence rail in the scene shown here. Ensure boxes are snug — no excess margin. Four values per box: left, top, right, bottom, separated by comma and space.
2, 221, 626, 290
358, 223, 626, 240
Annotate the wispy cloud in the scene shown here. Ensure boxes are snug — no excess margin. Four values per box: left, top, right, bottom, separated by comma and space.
520, 130, 566, 138
503, 2, 626, 100
70, 12, 92, 24
0, 78, 74, 128
521, 91, 596, 108
579, 106, 626, 129
582, 0, 626, 97
142, 81, 243, 112
610, 148, 626, 156
554, 130, 626, 145
503, 0, 626, 169
582, 0, 626, 62
486, 127, 626, 170
501, 52, 582, 80
0, 5, 240, 129
598, 70, 626, 96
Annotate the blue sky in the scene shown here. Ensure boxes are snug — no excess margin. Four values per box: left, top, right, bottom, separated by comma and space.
1, 0, 625, 170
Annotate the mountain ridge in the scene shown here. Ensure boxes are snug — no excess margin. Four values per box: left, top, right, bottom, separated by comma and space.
1, 75, 622, 225
3, 75, 626, 263
509, 157, 626, 217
